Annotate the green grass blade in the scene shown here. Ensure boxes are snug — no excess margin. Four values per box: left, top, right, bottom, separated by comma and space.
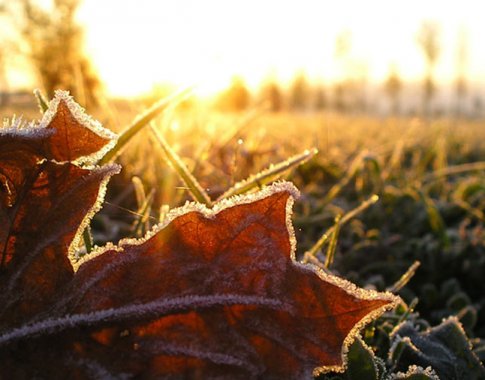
130, 176, 155, 236
382, 139, 404, 180
150, 125, 212, 207
387, 261, 421, 293
82, 225, 94, 254
397, 297, 419, 325
133, 189, 155, 237
304, 194, 379, 260
324, 215, 341, 268
336, 194, 379, 229
100, 87, 193, 164
321, 151, 365, 206
131, 176, 147, 210
415, 189, 450, 246
422, 161, 485, 183
451, 180, 485, 220
33, 89, 49, 113
453, 200, 484, 221
159, 204, 170, 223
302, 252, 331, 273
304, 232, 331, 262
364, 154, 383, 192
217, 148, 318, 201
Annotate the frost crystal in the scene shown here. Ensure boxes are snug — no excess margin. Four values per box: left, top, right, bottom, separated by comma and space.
390, 365, 439, 380
0, 115, 52, 138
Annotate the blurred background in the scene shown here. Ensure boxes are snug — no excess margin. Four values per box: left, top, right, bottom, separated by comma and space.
0, 0, 484, 119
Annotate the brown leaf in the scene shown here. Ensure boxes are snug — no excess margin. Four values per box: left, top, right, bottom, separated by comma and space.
0, 91, 116, 168
40, 91, 117, 163
0, 132, 52, 208
0, 161, 119, 328
0, 182, 398, 379
0, 90, 117, 207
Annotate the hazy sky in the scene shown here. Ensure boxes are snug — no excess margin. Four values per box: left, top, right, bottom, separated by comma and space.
6, 0, 485, 96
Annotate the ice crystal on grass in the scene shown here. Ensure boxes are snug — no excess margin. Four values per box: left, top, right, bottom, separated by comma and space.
390, 365, 440, 380
389, 317, 485, 380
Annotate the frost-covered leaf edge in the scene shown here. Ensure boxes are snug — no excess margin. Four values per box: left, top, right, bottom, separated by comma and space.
0, 117, 53, 138
40, 90, 118, 164
346, 334, 380, 379
389, 315, 485, 378
390, 316, 480, 360
389, 365, 439, 380
68, 163, 121, 263
76, 180, 400, 375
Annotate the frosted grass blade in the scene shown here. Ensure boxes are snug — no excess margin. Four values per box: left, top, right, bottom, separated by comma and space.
454, 200, 484, 221
33, 89, 49, 113
217, 148, 318, 200
304, 194, 379, 260
133, 189, 155, 237
321, 152, 365, 206
324, 215, 341, 268
382, 139, 404, 180
100, 87, 193, 163
387, 261, 421, 293
150, 125, 212, 207
132, 176, 147, 210
159, 204, 170, 223
415, 189, 449, 246
423, 162, 485, 183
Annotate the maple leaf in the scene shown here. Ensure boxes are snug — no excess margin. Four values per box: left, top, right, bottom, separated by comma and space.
0, 92, 399, 379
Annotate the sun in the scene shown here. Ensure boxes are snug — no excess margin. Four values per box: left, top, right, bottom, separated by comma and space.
78, 0, 331, 98
78, 0, 254, 98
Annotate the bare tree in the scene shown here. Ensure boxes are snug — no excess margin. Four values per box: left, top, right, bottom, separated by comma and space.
0, 54, 7, 106
332, 30, 368, 113
216, 76, 251, 111
260, 77, 283, 112
454, 28, 468, 118
0, 4, 10, 106
313, 83, 327, 111
384, 64, 403, 116
416, 21, 441, 117
8, 0, 101, 108
289, 72, 310, 111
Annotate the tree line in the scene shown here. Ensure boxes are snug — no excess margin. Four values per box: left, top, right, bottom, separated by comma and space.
0, 1, 480, 118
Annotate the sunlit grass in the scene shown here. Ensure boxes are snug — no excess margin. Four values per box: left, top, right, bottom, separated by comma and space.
2, 91, 485, 373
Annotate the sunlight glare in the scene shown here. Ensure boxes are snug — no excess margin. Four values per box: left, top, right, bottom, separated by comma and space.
78, 0, 485, 97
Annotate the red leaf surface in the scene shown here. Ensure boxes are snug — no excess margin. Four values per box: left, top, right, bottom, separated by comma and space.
39, 93, 117, 163
0, 91, 119, 328
0, 93, 399, 379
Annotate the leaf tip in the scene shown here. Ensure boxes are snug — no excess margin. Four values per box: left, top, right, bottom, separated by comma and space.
40, 90, 118, 163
